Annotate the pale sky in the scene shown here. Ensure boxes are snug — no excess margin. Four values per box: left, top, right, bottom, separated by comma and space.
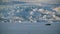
1, 0, 60, 4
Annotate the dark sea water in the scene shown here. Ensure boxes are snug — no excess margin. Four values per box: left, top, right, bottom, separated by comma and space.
0, 22, 60, 34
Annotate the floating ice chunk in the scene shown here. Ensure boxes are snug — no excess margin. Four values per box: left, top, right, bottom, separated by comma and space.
33, 20, 37, 23
16, 10, 20, 12
19, 21, 22, 23
53, 15, 56, 18
38, 9, 44, 12
45, 10, 52, 14
17, 6, 20, 9
32, 8, 37, 11
53, 7, 60, 12
30, 11, 34, 15
53, 7, 60, 17
28, 16, 34, 22
8, 9, 15, 16
38, 9, 48, 14
43, 15, 46, 18
29, 16, 32, 19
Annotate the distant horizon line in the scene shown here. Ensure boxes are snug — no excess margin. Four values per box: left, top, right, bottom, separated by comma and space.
0, 1, 60, 5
